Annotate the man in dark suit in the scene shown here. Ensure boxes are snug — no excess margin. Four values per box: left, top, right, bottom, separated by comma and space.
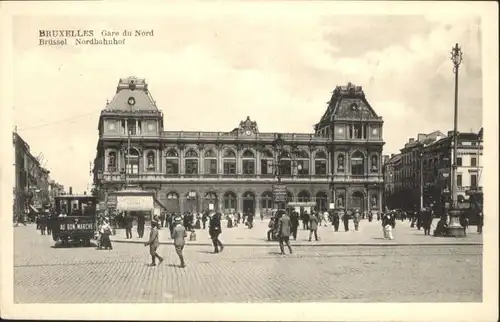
290, 210, 299, 240
137, 214, 145, 238
144, 220, 163, 266
421, 207, 433, 236
209, 212, 224, 253
123, 212, 133, 239
277, 210, 293, 255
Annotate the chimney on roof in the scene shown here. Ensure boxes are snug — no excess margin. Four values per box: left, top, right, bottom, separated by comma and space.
447, 130, 454, 137
409, 138, 415, 143
69, 187, 73, 195
417, 133, 426, 142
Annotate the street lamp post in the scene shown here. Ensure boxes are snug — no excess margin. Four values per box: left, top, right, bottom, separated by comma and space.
419, 151, 424, 210
447, 43, 466, 237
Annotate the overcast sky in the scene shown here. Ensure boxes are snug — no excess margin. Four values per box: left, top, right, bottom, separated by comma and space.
12, 8, 483, 193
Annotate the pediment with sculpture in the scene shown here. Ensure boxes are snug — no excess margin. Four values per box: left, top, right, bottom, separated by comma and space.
233, 116, 259, 135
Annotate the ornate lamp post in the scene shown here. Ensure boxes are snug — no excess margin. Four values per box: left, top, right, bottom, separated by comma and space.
272, 134, 286, 210
447, 43, 466, 237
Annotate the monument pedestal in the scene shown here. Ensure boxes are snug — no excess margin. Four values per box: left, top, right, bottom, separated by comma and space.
444, 209, 466, 238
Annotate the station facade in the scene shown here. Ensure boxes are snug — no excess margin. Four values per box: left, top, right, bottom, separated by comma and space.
93, 77, 385, 216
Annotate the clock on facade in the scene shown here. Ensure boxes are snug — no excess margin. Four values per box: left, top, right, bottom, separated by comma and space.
338, 128, 344, 133
108, 122, 115, 130
372, 127, 378, 135
245, 130, 252, 136
127, 97, 136, 106
147, 123, 156, 131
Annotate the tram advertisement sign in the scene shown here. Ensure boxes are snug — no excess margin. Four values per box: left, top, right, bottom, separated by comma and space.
273, 184, 287, 202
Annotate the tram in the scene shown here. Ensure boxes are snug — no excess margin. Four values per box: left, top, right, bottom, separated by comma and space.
50, 194, 98, 246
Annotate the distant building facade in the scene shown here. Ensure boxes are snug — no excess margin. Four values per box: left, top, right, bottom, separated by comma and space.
13, 131, 63, 215
92, 77, 385, 216
383, 129, 483, 211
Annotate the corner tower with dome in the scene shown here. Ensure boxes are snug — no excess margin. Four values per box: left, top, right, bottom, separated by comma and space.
93, 77, 385, 216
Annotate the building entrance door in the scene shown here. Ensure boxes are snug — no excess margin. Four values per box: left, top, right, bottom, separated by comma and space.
351, 191, 364, 213
242, 191, 255, 215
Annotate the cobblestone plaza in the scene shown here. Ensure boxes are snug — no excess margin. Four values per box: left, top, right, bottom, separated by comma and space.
14, 221, 482, 303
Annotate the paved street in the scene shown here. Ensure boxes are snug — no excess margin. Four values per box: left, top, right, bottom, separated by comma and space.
14, 224, 482, 303
113, 218, 483, 246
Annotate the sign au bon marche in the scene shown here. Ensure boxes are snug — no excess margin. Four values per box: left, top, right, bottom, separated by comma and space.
273, 184, 287, 202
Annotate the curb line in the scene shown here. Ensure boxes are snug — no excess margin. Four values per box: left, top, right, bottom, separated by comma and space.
112, 239, 483, 247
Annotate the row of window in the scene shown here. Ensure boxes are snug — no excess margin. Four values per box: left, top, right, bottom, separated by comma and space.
107, 148, 380, 176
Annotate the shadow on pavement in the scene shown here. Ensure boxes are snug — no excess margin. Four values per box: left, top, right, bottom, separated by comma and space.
50, 241, 98, 249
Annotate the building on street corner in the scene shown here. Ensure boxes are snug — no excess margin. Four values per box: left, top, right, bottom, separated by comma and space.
383, 129, 483, 211
92, 77, 385, 216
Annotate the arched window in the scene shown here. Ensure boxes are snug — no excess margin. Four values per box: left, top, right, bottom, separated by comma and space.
242, 150, 255, 175
165, 149, 179, 175
166, 192, 179, 199
146, 151, 155, 170
314, 150, 327, 175
223, 191, 237, 212
351, 151, 365, 175
371, 155, 378, 172
223, 149, 236, 175
107, 151, 116, 172
185, 149, 199, 175
126, 148, 139, 174
279, 150, 292, 175
298, 190, 311, 202
295, 150, 309, 175
315, 191, 328, 213
204, 191, 218, 211
261, 191, 273, 214
260, 149, 273, 175
204, 149, 217, 174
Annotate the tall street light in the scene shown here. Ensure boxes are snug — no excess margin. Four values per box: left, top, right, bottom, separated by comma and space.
447, 43, 466, 237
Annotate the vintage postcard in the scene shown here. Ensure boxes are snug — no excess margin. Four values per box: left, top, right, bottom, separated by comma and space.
1, 1, 498, 321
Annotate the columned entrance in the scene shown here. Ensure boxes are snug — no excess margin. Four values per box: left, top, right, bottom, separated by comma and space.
242, 191, 255, 215
351, 191, 364, 213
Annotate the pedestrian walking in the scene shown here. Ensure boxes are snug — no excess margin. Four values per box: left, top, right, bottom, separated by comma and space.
123, 212, 133, 239
290, 210, 299, 240
209, 212, 224, 253
421, 207, 433, 236
99, 218, 113, 250
172, 218, 187, 268
302, 211, 310, 230
144, 220, 164, 267
137, 214, 145, 238
267, 215, 277, 241
277, 210, 293, 255
308, 212, 319, 241
353, 209, 361, 231
382, 211, 395, 240
322, 210, 329, 227
342, 210, 350, 232
332, 210, 340, 232
160, 212, 166, 228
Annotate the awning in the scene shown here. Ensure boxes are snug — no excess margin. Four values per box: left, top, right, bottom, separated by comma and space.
116, 195, 154, 212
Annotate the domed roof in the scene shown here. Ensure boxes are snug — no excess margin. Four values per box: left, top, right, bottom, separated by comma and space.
103, 76, 158, 112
